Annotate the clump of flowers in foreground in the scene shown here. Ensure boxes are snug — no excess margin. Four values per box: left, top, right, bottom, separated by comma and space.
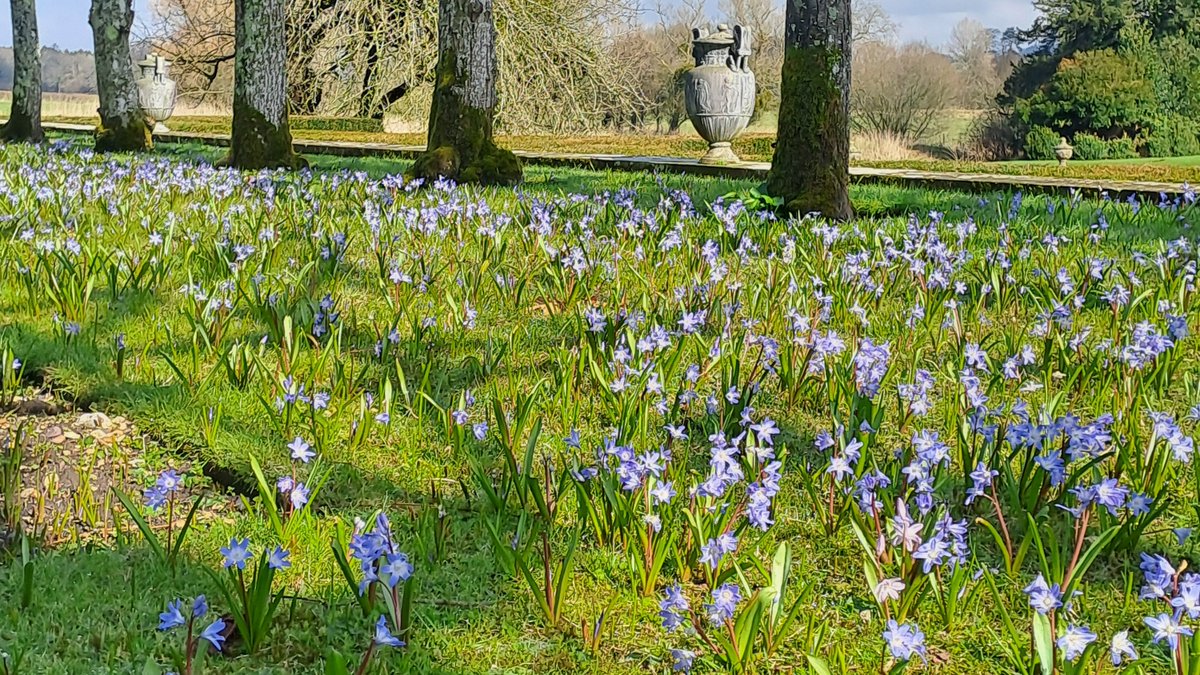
1, 142, 1200, 673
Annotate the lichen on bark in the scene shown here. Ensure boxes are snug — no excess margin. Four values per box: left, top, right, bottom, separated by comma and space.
89, 0, 151, 152
1, 0, 43, 143
227, 0, 303, 170
408, 0, 522, 186
766, 0, 853, 220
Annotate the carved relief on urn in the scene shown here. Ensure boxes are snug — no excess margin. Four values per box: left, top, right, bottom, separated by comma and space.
137, 55, 177, 133
684, 24, 756, 165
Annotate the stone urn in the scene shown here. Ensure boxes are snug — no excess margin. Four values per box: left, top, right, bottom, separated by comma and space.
136, 55, 177, 133
684, 24, 756, 165
1054, 138, 1074, 167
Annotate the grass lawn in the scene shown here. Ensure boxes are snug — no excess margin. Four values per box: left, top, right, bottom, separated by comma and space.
1, 138, 1199, 675
49, 113, 1200, 186
1007, 155, 1200, 168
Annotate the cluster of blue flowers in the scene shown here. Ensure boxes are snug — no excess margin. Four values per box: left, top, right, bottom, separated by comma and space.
220, 537, 292, 572
144, 469, 184, 510
1140, 554, 1198, 650
158, 595, 226, 654
349, 514, 414, 593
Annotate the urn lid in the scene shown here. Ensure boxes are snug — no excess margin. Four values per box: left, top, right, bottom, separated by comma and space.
138, 54, 171, 78
693, 23, 736, 46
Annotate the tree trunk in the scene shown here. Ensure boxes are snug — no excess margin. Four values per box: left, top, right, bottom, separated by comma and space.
408, 0, 521, 185
229, 0, 300, 169
1, 0, 42, 142
767, 0, 853, 220
89, 0, 150, 152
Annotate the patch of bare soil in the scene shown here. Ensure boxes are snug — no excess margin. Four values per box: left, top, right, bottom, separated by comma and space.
0, 394, 230, 551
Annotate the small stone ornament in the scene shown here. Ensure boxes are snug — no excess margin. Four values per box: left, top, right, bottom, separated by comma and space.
1054, 137, 1074, 167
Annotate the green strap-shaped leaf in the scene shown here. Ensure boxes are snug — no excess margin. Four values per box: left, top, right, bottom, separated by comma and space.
112, 487, 166, 564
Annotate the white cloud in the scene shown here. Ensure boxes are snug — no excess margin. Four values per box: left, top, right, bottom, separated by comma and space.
884, 0, 1038, 47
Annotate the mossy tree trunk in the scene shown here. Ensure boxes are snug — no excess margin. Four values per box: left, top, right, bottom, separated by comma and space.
229, 0, 301, 169
766, 0, 853, 220
408, 0, 522, 185
89, 0, 151, 152
1, 0, 43, 143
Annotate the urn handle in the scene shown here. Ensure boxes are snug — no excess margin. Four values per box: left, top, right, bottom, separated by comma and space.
730, 25, 752, 72
690, 27, 710, 67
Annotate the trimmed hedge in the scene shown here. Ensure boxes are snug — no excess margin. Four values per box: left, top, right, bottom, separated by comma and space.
290, 117, 384, 133
1072, 133, 1109, 160
1141, 115, 1200, 158
1025, 126, 1062, 160
1107, 136, 1139, 159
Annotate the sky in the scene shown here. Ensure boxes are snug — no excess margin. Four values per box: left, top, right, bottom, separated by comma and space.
0, 0, 1039, 51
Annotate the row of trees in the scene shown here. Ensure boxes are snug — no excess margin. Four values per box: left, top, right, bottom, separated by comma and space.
2, 0, 297, 167
1001, 0, 1200, 158
1, 0, 856, 216
0, 47, 94, 94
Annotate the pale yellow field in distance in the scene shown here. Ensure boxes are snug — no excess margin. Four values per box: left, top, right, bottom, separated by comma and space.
0, 90, 228, 119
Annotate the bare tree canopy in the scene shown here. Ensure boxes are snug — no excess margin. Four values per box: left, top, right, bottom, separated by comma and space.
947, 18, 1012, 109
852, 42, 959, 140
852, 0, 895, 44
145, 0, 646, 133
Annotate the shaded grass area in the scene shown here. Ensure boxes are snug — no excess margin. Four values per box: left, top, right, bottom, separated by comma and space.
155, 139, 982, 220
0, 139, 1196, 674
51, 115, 780, 163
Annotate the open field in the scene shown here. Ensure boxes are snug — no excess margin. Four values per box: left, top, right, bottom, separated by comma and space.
0, 91, 229, 120
0, 139, 1199, 674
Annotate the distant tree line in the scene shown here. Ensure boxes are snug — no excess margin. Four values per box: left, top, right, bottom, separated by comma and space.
0, 47, 96, 93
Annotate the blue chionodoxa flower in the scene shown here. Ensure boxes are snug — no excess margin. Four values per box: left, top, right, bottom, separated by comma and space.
200, 618, 227, 651
373, 615, 405, 648
1057, 624, 1097, 662
671, 648, 695, 672
1024, 574, 1063, 614
158, 599, 186, 631
267, 546, 292, 570
157, 596, 226, 652
1145, 613, 1194, 648
220, 537, 253, 570
882, 619, 927, 662
380, 553, 414, 588
698, 533, 737, 571
705, 583, 741, 627
288, 436, 315, 463
1110, 630, 1138, 666
144, 469, 185, 510
659, 585, 689, 632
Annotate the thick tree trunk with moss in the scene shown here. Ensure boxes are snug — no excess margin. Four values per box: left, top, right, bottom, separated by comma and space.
89, 0, 150, 152
408, 0, 521, 185
1, 0, 42, 142
767, 0, 853, 220
229, 0, 300, 169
